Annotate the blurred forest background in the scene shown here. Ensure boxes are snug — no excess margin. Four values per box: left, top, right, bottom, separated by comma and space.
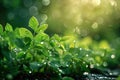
0, 0, 120, 49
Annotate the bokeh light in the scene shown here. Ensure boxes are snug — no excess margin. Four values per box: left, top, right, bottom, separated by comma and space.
47, 0, 119, 41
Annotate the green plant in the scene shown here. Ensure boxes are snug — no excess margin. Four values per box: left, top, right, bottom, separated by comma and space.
0, 16, 119, 80
0, 16, 89, 79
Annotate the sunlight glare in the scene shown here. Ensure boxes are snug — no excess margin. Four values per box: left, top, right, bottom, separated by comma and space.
92, 0, 101, 6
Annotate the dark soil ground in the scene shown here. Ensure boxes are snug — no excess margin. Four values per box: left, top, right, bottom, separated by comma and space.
14, 68, 120, 80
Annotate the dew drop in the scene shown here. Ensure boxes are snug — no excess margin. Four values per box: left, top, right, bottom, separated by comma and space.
109, 72, 112, 75
79, 48, 82, 51
44, 62, 46, 65
37, 64, 40, 66
90, 64, 94, 68
23, 52, 26, 54
111, 54, 115, 59
86, 65, 88, 68
83, 72, 89, 75
40, 42, 44, 44
86, 54, 89, 57
96, 63, 100, 66
66, 64, 69, 67
73, 40, 76, 43
29, 71, 32, 74
59, 69, 63, 73
83, 62, 86, 64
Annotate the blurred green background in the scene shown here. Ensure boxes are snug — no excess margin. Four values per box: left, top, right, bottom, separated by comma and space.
0, 0, 120, 49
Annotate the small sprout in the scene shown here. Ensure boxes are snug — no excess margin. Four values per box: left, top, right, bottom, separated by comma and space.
86, 65, 88, 68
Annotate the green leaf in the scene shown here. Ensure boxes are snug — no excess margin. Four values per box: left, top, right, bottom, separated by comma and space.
30, 62, 41, 71
117, 76, 120, 80
49, 59, 60, 68
29, 16, 39, 32
52, 34, 61, 41
25, 53, 33, 60
37, 24, 48, 32
34, 32, 49, 43
15, 38, 26, 48
0, 24, 3, 34
5, 23, 13, 32
17, 28, 33, 39
16, 51, 25, 59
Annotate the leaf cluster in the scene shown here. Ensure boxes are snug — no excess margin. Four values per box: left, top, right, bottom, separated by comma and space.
0, 16, 119, 80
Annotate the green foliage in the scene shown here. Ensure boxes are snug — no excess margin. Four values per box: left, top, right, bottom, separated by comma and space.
38, 24, 48, 32
29, 16, 39, 32
0, 24, 3, 34
0, 16, 119, 79
16, 28, 33, 39
5, 23, 13, 32
117, 75, 120, 80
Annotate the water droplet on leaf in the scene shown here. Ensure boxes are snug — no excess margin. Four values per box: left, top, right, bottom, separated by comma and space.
29, 71, 32, 74
111, 54, 115, 59
83, 72, 89, 75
